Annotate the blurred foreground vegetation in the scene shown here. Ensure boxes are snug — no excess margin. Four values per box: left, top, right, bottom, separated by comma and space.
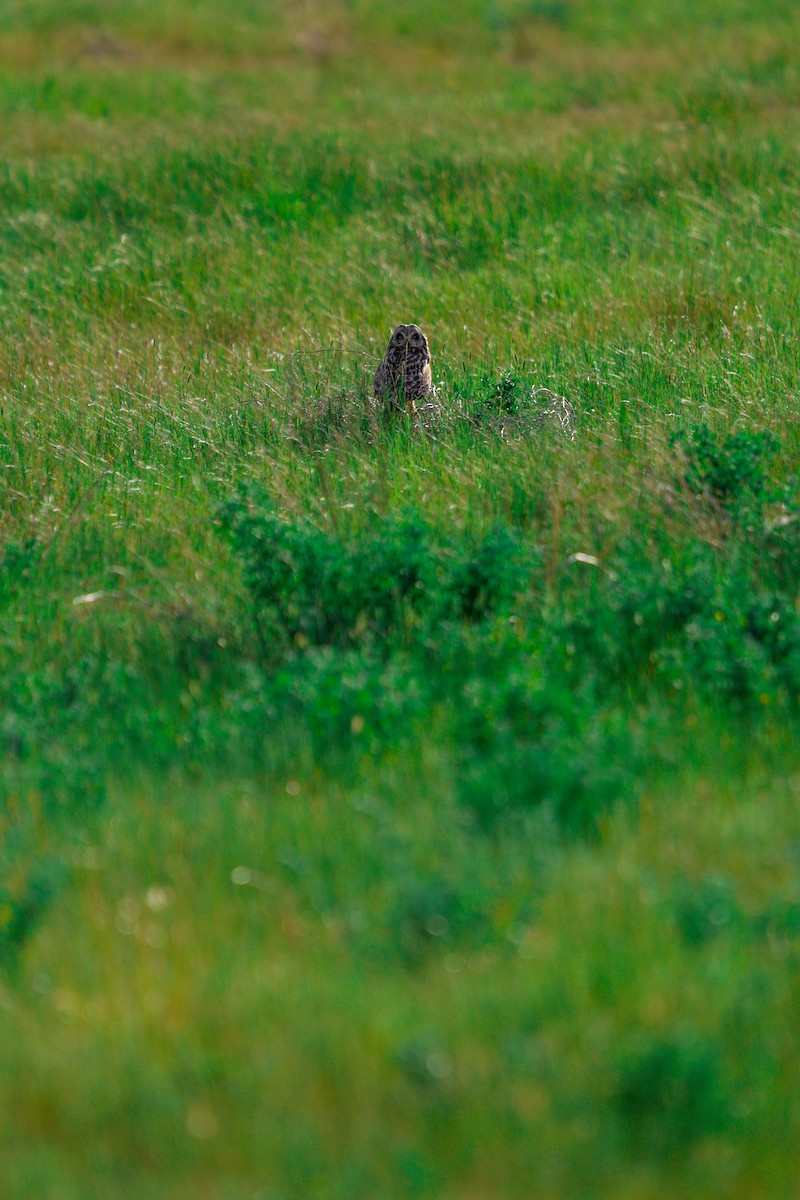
1, 0, 800, 1196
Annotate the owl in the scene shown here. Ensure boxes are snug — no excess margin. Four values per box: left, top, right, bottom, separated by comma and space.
374, 323, 432, 413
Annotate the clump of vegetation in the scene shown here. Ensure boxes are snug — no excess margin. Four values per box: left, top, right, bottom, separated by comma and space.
215, 469, 800, 830
219, 486, 530, 649
671, 423, 779, 515
615, 1032, 731, 1157
0, 856, 68, 968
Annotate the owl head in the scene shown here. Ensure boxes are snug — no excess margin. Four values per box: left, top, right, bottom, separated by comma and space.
387, 323, 430, 359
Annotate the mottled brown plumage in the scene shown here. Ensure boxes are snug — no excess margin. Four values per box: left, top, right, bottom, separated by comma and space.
374, 324, 432, 413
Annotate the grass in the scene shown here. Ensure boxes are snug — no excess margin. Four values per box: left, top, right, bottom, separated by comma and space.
1, 0, 800, 1195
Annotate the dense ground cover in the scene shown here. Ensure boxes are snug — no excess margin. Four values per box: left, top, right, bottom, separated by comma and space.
1, 1, 800, 1196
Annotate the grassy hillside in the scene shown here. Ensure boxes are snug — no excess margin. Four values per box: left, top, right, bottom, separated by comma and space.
1, 1, 800, 1196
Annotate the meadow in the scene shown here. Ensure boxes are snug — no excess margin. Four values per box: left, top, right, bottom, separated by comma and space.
1, 1, 800, 1196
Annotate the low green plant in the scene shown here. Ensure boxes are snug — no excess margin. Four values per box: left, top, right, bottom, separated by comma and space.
670, 423, 779, 515
0, 856, 68, 967
615, 1032, 731, 1157
217, 476, 800, 832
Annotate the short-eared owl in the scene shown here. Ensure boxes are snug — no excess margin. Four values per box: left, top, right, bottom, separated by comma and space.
374, 323, 432, 413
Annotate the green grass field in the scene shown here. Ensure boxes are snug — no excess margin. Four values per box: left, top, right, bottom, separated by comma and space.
2, 1, 800, 1196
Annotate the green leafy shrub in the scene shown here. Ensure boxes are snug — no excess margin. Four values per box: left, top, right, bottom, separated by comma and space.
556, 538, 800, 708
219, 490, 439, 651
670, 423, 778, 514
219, 486, 529, 653
672, 875, 743, 947
486, 0, 570, 31
216, 474, 800, 833
0, 856, 68, 967
0, 537, 39, 608
555, 546, 712, 680
385, 876, 491, 965
449, 640, 641, 830
752, 897, 800, 941
442, 524, 529, 621
615, 1032, 731, 1157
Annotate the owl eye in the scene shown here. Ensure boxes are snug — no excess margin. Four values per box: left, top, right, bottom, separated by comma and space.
410, 331, 423, 346
391, 328, 407, 345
